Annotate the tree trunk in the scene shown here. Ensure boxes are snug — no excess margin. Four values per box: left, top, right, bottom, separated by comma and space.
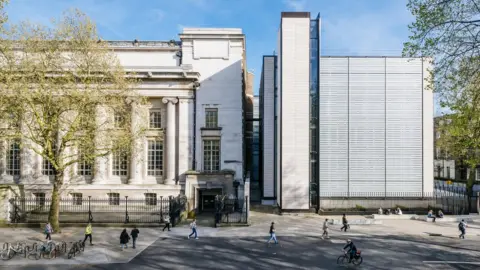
48, 173, 63, 233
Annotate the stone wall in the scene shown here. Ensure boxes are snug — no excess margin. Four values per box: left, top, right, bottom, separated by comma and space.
184, 171, 235, 212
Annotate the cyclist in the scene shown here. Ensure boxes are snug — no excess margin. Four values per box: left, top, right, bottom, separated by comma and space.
343, 239, 357, 263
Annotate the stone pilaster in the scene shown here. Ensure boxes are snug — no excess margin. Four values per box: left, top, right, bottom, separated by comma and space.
128, 103, 146, 185
178, 99, 193, 179
162, 97, 178, 185
92, 105, 109, 184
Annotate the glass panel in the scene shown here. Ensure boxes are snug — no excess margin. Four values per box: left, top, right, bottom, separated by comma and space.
147, 140, 163, 176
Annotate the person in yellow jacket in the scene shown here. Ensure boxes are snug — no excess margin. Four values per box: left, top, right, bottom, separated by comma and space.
83, 222, 93, 246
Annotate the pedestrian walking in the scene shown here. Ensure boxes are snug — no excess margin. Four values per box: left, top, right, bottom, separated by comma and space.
267, 222, 278, 244
458, 219, 467, 239
131, 226, 139, 249
120, 229, 130, 250
340, 214, 349, 232
163, 215, 171, 232
44, 222, 53, 241
188, 219, 198, 239
322, 219, 329, 239
83, 222, 93, 246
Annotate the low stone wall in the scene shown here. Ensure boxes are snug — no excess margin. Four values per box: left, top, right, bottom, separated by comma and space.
320, 198, 434, 210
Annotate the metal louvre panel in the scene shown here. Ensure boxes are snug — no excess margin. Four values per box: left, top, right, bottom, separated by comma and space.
263, 57, 276, 198
386, 58, 422, 74
320, 58, 348, 74
319, 73, 348, 196
349, 72, 386, 193
386, 73, 423, 194
349, 58, 385, 74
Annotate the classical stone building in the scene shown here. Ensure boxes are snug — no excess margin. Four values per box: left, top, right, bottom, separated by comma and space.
0, 28, 248, 213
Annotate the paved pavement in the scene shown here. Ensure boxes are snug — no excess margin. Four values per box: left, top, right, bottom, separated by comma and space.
1, 212, 480, 269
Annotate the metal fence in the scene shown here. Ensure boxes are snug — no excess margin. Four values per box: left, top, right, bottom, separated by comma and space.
214, 196, 248, 225
9, 195, 187, 225
318, 185, 478, 215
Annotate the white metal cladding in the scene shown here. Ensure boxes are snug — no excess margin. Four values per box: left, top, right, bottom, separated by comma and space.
276, 30, 282, 205
263, 56, 276, 198
349, 58, 385, 74
280, 17, 310, 209
386, 73, 423, 194
320, 58, 349, 73
386, 58, 422, 74
348, 72, 386, 194
319, 73, 349, 196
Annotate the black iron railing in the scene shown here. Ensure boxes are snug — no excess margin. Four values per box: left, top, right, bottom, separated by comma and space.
10, 195, 187, 224
214, 195, 249, 224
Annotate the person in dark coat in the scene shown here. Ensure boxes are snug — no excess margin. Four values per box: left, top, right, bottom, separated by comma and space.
131, 226, 139, 249
120, 229, 130, 250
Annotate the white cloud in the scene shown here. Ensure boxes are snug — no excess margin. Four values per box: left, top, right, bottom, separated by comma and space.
283, 0, 307, 11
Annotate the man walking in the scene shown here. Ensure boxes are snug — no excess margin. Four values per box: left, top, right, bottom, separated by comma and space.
322, 219, 329, 239
163, 215, 171, 232
340, 214, 349, 232
188, 219, 198, 239
83, 222, 93, 246
267, 222, 278, 245
131, 226, 139, 249
459, 219, 467, 239
44, 222, 53, 241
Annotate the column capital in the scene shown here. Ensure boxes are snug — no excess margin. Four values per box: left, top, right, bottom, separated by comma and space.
162, 97, 179, 105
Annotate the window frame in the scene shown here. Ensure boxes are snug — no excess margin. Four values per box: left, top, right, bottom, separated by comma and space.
42, 158, 55, 176
113, 111, 125, 129
145, 193, 157, 206
77, 149, 93, 176
34, 192, 46, 206
147, 140, 164, 176
71, 193, 83, 205
108, 193, 120, 206
205, 108, 218, 128
6, 140, 20, 176
112, 149, 129, 176
203, 139, 221, 172
149, 110, 162, 129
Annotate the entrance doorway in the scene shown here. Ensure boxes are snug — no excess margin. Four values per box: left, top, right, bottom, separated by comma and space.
200, 188, 222, 212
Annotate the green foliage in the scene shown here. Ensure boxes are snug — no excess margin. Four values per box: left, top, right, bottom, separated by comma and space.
404, 0, 480, 194
355, 204, 366, 211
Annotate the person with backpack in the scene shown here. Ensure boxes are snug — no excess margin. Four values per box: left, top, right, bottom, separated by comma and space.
188, 219, 198, 239
130, 226, 139, 249
44, 222, 53, 241
459, 219, 467, 239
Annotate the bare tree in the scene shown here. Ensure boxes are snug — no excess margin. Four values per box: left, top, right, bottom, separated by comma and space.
0, 9, 145, 231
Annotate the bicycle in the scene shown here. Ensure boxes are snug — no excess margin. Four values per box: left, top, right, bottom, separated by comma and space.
67, 240, 84, 259
27, 241, 57, 260
1, 242, 27, 260
337, 249, 363, 265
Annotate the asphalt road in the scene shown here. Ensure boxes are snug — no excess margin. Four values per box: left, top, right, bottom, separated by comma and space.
2, 234, 480, 270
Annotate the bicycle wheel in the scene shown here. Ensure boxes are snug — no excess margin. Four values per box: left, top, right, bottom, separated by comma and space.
78, 241, 84, 252
0, 250, 10, 261
337, 255, 348, 265
67, 249, 75, 259
353, 256, 363, 265
28, 252, 41, 260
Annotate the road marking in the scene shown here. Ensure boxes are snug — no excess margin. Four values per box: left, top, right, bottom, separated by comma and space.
423, 261, 480, 265
330, 240, 344, 244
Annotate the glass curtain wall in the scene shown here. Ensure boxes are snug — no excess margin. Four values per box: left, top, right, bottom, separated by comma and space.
309, 17, 320, 210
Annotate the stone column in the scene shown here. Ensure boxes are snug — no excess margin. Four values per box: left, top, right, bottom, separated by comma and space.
92, 105, 109, 184
162, 97, 178, 185
128, 103, 146, 185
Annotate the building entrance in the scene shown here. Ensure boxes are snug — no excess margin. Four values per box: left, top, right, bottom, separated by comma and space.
200, 188, 222, 212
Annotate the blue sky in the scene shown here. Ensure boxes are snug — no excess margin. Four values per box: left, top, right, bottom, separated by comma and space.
5, 0, 414, 95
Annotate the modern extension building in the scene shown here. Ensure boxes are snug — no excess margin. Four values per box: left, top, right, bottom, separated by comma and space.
260, 12, 434, 210
0, 28, 249, 214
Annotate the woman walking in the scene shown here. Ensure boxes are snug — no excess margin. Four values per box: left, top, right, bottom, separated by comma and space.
44, 222, 53, 241
120, 229, 130, 250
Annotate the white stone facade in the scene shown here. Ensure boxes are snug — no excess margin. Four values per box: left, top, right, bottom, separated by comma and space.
0, 29, 246, 211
